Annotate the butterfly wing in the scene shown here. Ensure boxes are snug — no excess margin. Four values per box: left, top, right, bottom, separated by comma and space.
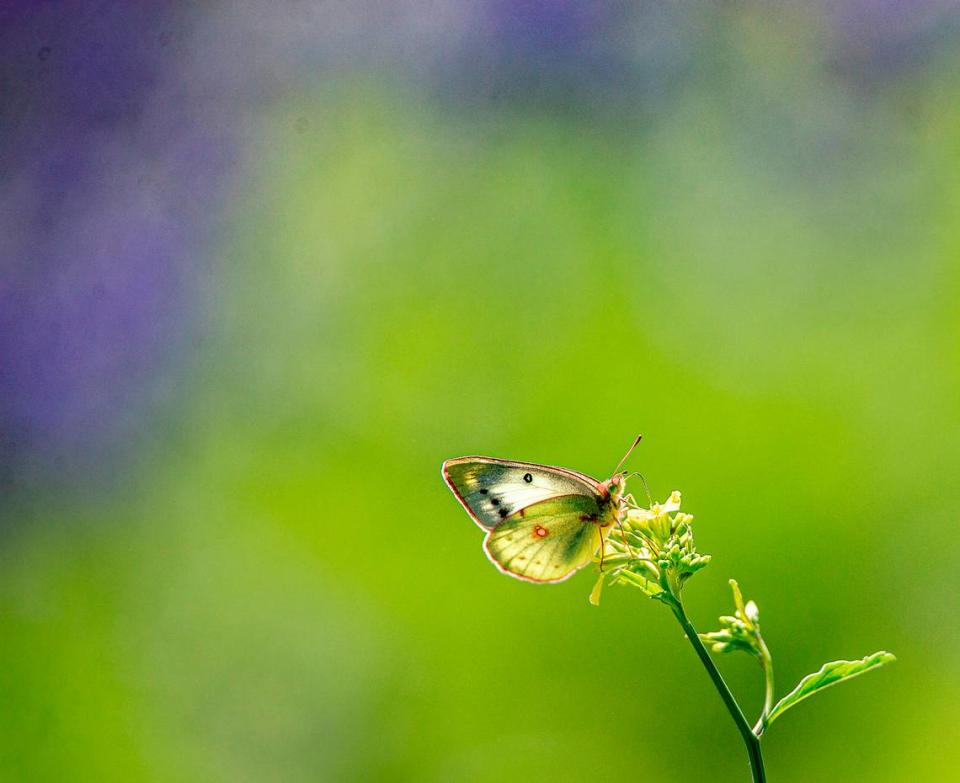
441, 457, 602, 530
483, 494, 613, 583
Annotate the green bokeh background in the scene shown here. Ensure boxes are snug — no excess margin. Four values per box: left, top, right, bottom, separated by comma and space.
3, 9, 960, 782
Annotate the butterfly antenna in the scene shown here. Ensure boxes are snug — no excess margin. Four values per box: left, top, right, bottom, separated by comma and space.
625, 471, 654, 506
612, 434, 643, 476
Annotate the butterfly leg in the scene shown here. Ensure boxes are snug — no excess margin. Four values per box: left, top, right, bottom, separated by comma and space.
615, 515, 637, 561
598, 525, 606, 572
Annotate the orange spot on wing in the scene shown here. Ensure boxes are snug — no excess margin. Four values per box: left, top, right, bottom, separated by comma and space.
533, 525, 549, 539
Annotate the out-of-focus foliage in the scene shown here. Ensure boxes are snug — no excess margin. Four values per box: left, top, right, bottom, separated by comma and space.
1, 2, 958, 781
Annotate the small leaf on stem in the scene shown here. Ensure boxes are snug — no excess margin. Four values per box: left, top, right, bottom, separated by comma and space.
766, 651, 896, 726
589, 572, 606, 606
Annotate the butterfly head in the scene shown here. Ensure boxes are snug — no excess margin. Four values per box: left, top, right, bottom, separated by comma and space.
602, 473, 626, 501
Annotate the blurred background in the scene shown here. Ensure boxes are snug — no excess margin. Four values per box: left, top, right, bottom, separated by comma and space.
1, 2, 958, 781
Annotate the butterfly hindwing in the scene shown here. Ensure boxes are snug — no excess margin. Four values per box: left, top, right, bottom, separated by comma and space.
484, 494, 612, 583
442, 457, 601, 530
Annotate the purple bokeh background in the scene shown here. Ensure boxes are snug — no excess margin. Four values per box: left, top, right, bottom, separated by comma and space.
0, 4, 234, 502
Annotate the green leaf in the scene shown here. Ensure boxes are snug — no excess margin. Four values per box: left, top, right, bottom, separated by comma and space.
589, 572, 606, 606
767, 651, 896, 725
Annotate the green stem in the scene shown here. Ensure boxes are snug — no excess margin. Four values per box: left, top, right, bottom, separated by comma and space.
753, 635, 775, 737
670, 600, 766, 783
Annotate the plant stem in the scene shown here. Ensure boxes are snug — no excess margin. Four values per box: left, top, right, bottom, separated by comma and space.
753, 635, 775, 737
670, 600, 766, 783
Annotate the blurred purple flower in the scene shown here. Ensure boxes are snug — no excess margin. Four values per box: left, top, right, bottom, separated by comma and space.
0, 3, 233, 500
441, 1, 698, 114
828, 0, 960, 85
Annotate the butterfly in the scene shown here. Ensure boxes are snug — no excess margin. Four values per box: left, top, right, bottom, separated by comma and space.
441, 436, 642, 583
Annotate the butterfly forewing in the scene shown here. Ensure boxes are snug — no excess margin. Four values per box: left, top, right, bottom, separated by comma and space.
442, 457, 602, 530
